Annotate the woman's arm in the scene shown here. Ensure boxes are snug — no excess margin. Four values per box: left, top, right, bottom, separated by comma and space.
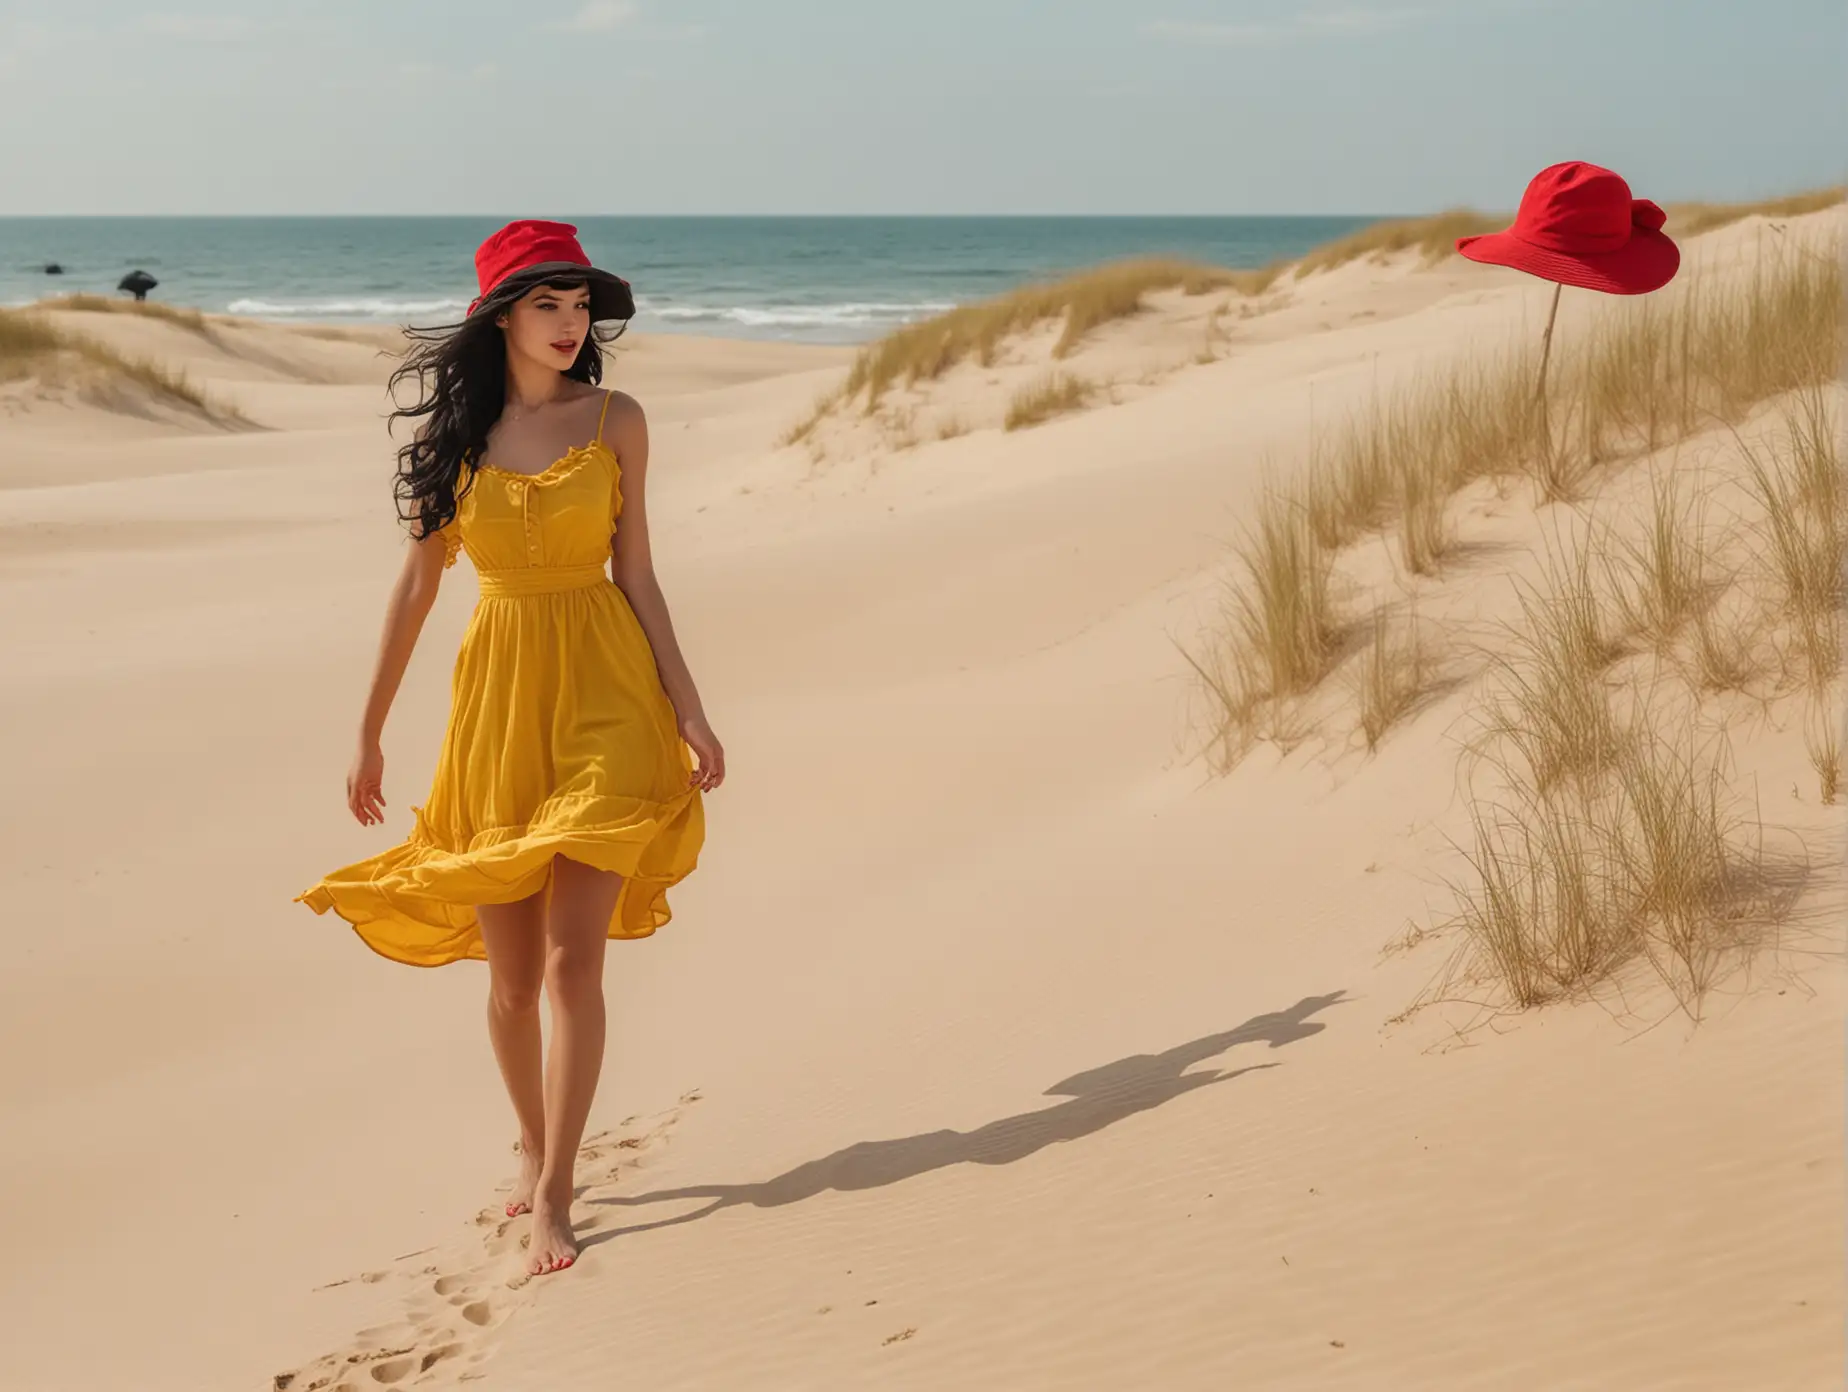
606, 394, 726, 793
345, 532, 449, 824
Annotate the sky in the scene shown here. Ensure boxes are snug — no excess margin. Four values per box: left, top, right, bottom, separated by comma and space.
0, 0, 1840, 216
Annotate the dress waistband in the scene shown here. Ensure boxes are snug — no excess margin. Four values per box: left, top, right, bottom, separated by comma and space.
477, 563, 610, 598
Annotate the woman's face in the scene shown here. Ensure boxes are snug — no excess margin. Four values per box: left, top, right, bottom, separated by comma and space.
498, 281, 592, 371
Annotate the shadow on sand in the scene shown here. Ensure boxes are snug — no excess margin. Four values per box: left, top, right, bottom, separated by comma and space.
582, 990, 1347, 1248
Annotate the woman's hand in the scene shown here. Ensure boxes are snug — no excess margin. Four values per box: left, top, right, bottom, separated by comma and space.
347, 740, 387, 825
680, 712, 726, 793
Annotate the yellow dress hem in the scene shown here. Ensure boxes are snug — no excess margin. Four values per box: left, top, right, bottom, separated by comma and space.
297, 788, 702, 968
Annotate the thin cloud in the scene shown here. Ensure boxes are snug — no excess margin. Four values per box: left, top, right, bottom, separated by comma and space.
546, 1, 639, 31
1146, 7, 1431, 46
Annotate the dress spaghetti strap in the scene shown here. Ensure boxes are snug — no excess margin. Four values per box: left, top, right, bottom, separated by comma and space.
595, 391, 613, 447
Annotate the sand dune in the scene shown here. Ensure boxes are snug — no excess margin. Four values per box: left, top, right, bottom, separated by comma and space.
0, 213, 1840, 1391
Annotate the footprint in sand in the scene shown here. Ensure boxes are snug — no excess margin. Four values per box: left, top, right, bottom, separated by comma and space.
276, 1095, 699, 1391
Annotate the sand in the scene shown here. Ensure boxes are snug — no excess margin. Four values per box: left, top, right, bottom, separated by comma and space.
0, 216, 1840, 1391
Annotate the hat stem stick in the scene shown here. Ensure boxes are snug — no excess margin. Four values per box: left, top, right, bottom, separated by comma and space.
1533, 281, 1563, 466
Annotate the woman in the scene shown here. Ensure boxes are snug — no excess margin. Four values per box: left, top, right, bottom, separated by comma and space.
299, 220, 723, 1278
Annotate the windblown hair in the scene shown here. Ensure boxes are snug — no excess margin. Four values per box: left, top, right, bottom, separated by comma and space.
388, 277, 628, 541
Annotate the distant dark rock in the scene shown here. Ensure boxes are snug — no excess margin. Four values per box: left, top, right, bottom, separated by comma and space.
118, 269, 159, 302
43, 262, 64, 275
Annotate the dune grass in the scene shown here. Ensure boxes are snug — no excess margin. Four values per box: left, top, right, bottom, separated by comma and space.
1184, 224, 1840, 1013
1483, 550, 1629, 793
1294, 209, 1505, 279
1667, 187, 1845, 238
836, 257, 1277, 413
1191, 231, 1841, 765
1185, 493, 1341, 770
1449, 704, 1768, 1014
42, 293, 212, 334
1354, 607, 1432, 752
1611, 472, 1710, 649
1429, 389, 1841, 1014
0, 305, 237, 420
1807, 698, 1842, 804
0, 308, 67, 381
1737, 385, 1844, 688
1004, 372, 1094, 431
787, 184, 1842, 448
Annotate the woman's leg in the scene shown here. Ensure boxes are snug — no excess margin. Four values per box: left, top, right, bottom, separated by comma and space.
478, 892, 549, 1217
526, 855, 623, 1274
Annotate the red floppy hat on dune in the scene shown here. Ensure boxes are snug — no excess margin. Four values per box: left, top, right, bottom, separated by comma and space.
1456, 161, 1680, 295
466, 219, 635, 321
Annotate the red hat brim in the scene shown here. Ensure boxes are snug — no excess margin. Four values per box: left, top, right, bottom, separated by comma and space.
467, 261, 636, 322
1454, 225, 1680, 296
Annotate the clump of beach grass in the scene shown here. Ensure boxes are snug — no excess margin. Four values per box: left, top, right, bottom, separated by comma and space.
1184, 492, 1341, 769
1806, 697, 1842, 804
1482, 548, 1629, 793
780, 389, 839, 448
1447, 712, 1769, 1015
841, 258, 1277, 411
1354, 607, 1432, 751
1293, 209, 1505, 279
0, 308, 67, 381
42, 293, 212, 335
0, 305, 243, 422
1738, 384, 1845, 688
1004, 372, 1094, 431
1610, 471, 1711, 649
1666, 187, 1845, 238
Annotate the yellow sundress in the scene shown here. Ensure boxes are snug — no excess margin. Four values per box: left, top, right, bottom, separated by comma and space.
298, 393, 704, 967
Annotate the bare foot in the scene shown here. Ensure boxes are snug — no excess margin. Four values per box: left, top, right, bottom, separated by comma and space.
505, 1144, 544, 1218
526, 1195, 579, 1276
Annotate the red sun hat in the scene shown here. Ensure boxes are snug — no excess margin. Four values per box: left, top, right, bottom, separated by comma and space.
466, 219, 635, 321
1455, 162, 1680, 295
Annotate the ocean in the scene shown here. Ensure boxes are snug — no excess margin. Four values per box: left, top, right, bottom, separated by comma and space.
0, 216, 1380, 344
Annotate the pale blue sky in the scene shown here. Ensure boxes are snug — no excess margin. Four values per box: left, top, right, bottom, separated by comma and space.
0, 0, 1839, 215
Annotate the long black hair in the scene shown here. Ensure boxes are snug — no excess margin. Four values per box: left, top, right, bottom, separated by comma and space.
388, 276, 628, 541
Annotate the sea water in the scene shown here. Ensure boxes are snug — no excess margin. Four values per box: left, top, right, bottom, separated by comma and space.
0, 215, 1379, 344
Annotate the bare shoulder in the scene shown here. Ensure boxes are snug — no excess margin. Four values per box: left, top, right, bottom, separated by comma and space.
601, 388, 646, 429
600, 389, 648, 458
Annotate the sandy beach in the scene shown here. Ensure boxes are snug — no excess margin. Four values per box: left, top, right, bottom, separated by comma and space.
1, 209, 1841, 1391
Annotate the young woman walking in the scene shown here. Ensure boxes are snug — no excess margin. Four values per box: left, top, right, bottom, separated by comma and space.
299, 220, 723, 1277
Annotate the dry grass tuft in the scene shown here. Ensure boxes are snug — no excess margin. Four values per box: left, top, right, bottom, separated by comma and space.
840, 258, 1275, 411
0, 308, 66, 381
0, 305, 241, 421
1611, 471, 1710, 648
1807, 697, 1842, 804
1690, 602, 1761, 694
1666, 187, 1845, 238
1355, 607, 1432, 751
780, 389, 841, 448
1396, 441, 1453, 575
1294, 209, 1504, 279
1004, 372, 1094, 432
1738, 385, 1845, 687
42, 293, 212, 334
1481, 549, 1628, 793
1450, 692, 1777, 1014
1186, 494, 1341, 768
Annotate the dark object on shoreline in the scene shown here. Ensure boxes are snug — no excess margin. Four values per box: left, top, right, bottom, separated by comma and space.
44, 262, 64, 275
118, 269, 159, 301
